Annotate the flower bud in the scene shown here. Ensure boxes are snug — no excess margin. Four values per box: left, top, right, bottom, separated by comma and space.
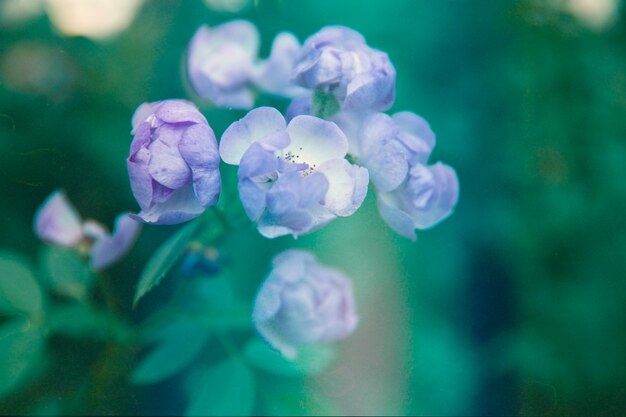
253, 250, 358, 359
127, 99, 221, 225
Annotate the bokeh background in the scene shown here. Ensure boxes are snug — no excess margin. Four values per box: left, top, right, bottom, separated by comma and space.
1, 0, 625, 415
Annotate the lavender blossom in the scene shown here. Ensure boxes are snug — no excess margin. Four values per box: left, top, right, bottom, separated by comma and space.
127, 100, 221, 225
34, 191, 142, 270
187, 20, 259, 109
291, 26, 396, 114
253, 250, 358, 358
347, 111, 458, 240
219, 107, 368, 238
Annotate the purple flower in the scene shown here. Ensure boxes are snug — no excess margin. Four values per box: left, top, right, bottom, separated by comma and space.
343, 111, 458, 240
187, 20, 259, 109
127, 100, 221, 225
34, 190, 142, 270
291, 26, 396, 114
252, 250, 358, 359
220, 107, 368, 238
34, 190, 83, 247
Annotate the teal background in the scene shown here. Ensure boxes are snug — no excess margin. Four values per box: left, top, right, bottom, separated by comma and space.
1, 0, 626, 415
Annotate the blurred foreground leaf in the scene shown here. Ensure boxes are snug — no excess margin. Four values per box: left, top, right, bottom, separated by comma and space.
40, 247, 94, 300
134, 220, 200, 306
186, 359, 255, 416
46, 302, 132, 343
0, 250, 43, 316
244, 339, 336, 377
132, 322, 210, 385
0, 320, 45, 399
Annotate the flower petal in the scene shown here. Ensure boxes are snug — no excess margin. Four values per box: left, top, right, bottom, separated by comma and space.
131, 102, 157, 133
220, 107, 287, 165
34, 190, 83, 246
132, 185, 204, 225
377, 192, 417, 241
154, 99, 208, 125
179, 123, 221, 207
359, 113, 409, 192
89, 213, 142, 271
285, 116, 348, 167
392, 111, 436, 161
410, 162, 459, 230
316, 159, 369, 216
147, 125, 192, 189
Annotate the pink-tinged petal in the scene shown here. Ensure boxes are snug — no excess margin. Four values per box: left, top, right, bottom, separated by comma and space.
220, 107, 287, 165
147, 125, 192, 189
89, 213, 141, 271
132, 185, 204, 225
316, 159, 369, 217
377, 192, 417, 241
34, 190, 84, 247
285, 116, 348, 167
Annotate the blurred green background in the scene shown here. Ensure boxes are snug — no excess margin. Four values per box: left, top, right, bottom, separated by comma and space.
1, 0, 626, 415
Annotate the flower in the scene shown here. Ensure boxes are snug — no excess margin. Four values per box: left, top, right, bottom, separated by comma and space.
127, 99, 221, 225
219, 107, 368, 238
34, 190, 142, 270
252, 250, 358, 359
291, 26, 396, 114
344, 111, 458, 240
187, 20, 259, 109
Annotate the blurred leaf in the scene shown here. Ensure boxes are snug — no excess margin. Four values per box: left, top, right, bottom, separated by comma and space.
46, 302, 133, 343
0, 250, 43, 316
134, 220, 200, 306
243, 339, 336, 377
132, 322, 210, 385
186, 359, 255, 416
0, 320, 45, 399
40, 246, 94, 300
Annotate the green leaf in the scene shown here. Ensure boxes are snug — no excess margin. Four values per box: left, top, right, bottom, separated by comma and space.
46, 303, 132, 343
244, 339, 336, 377
311, 91, 340, 120
40, 246, 94, 300
186, 359, 255, 416
0, 250, 43, 316
0, 320, 45, 399
134, 220, 200, 306
132, 322, 210, 385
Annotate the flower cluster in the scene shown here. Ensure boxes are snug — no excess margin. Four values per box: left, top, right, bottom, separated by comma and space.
34, 190, 141, 271
32, 21, 459, 360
